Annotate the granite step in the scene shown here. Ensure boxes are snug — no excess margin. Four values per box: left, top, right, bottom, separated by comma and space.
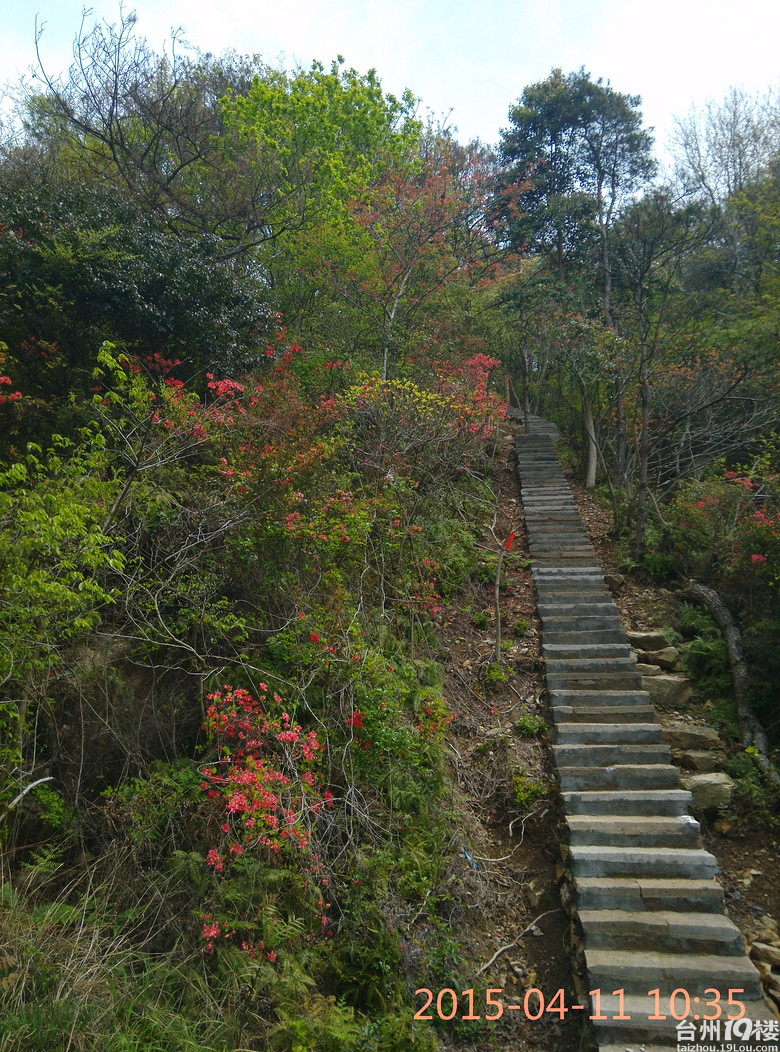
537, 602, 624, 617
552, 704, 657, 724
567, 814, 701, 849
546, 670, 644, 690
548, 689, 651, 707
541, 629, 628, 645
555, 723, 662, 744
543, 643, 633, 659
561, 789, 692, 816
558, 764, 680, 791
591, 993, 777, 1047
569, 845, 718, 881
553, 743, 671, 767
573, 876, 724, 913
579, 909, 744, 954
584, 947, 765, 999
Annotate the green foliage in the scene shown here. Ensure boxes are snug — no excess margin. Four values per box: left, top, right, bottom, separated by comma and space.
515, 708, 547, 738
723, 750, 780, 825
472, 609, 490, 630
512, 771, 548, 809
513, 617, 528, 636
658, 456, 780, 736
0, 14, 519, 1048
482, 662, 508, 692
0, 430, 123, 803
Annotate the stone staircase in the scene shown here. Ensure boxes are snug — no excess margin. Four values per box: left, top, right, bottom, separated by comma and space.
515, 423, 777, 1052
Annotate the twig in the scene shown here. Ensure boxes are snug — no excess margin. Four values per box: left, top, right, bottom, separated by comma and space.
509, 802, 550, 840
0, 776, 54, 826
450, 668, 485, 703
476, 909, 564, 975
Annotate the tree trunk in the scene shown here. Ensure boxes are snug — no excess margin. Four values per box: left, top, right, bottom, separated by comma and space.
577, 378, 597, 489
519, 345, 531, 434
614, 372, 627, 491
677, 580, 780, 789
634, 335, 651, 560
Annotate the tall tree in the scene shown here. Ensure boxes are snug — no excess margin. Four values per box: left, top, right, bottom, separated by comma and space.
498, 67, 655, 303
498, 68, 655, 489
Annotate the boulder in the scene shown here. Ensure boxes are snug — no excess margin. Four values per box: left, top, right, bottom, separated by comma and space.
750, 942, 780, 968
680, 749, 726, 772
642, 646, 683, 671
680, 771, 736, 814
661, 723, 720, 750
643, 674, 693, 708
635, 662, 663, 676
627, 629, 671, 651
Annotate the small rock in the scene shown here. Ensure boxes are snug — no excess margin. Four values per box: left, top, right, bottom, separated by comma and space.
661, 723, 720, 750
605, 573, 625, 594
644, 674, 693, 708
752, 958, 771, 980
764, 974, 780, 999
627, 629, 671, 650
680, 749, 726, 772
749, 942, 780, 967
643, 646, 683, 671
760, 916, 779, 933
635, 662, 663, 676
680, 771, 736, 814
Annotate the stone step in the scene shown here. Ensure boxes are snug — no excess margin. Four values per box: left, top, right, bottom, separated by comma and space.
541, 614, 624, 629
537, 602, 618, 616
536, 589, 613, 602
579, 909, 744, 955
530, 541, 592, 549
574, 876, 724, 913
542, 623, 626, 640
542, 629, 628, 645
539, 602, 615, 613
552, 704, 657, 724
596, 1044, 677, 1052
536, 593, 614, 605
553, 743, 671, 767
529, 534, 592, 542
535, 556, 596, 564
569, 845, 718, 881
546, 655, 638, 671
548, 689, 651, 707
558, 764, 680, 791
533, 568, 604, 577
543, 643, 633, 659
534, 576, 610, 584
591, 993, 777, 1047
529, 540, 593, 547
530, 541, 593, 551
584, 947, 765, 999
555, 723, 662, 744
546, 671, 644, 691
562, 789, 692, 816
567, 814, 701, 849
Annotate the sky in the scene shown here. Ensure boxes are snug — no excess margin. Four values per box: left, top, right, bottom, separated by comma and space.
1, 0, 779, 168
